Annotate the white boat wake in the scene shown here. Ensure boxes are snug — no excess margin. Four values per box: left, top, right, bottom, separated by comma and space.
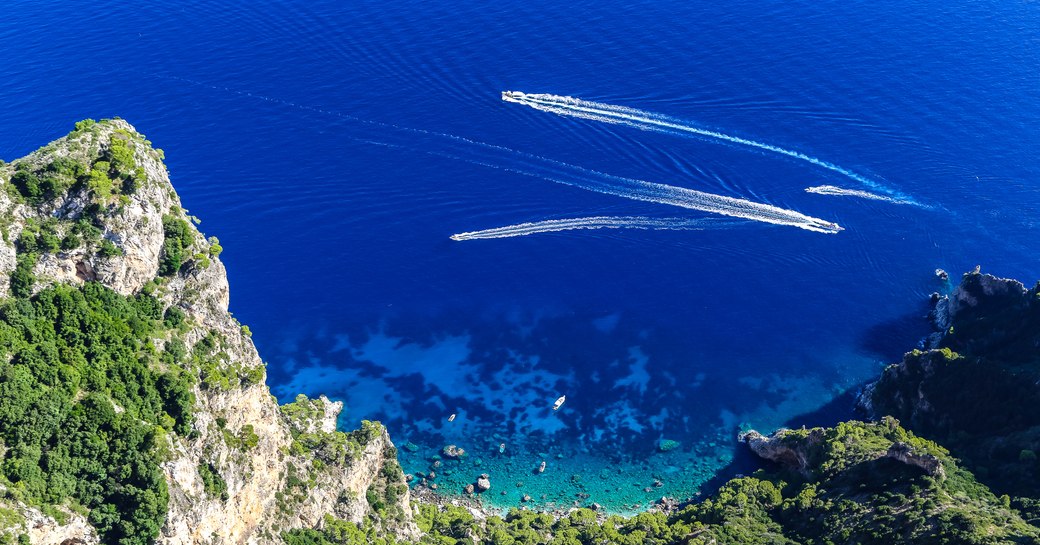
451, 216, 744, 241
420, 143, 844, 234
144, 75, 846, 235
502, 91, 916, 204
805, 185, 918, 206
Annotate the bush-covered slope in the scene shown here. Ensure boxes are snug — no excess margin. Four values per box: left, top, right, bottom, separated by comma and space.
0, 283, 192, 544
868, 272, 1040, 497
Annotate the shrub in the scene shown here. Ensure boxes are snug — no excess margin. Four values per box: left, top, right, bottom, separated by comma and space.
10, 169, 42, 204
239, 424, 260, 451
105, 137, 136, 178
73, 119, 96, 132
163, 306, 186, 329
158, 215, 193, 276
198, 462, 229, 501
208, 236, 223, 256
97, 238, 122, 257
85, 161, 114, 199
9, 253, 36, 298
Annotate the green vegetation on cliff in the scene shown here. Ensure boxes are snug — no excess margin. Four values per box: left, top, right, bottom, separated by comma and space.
870, 273, 1040, 498
159, 214, 194, 276
286, 418, 1040, 545
0, 283, 194, 545
0, 119, 198, 544
5, 119, 145, 209
282, 395, 384, 466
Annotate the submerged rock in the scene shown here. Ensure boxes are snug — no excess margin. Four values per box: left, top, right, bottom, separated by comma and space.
657, 439, 680, 452
476, 474, 491, 492
442, 444, 466, 459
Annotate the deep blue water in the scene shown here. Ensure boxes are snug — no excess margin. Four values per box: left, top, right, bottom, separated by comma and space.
3, 0, 1039, 511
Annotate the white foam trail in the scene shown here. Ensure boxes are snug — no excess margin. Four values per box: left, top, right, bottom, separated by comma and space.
424, 146, 844, 234
502, 91, 915, 203
145, 75, 843, 234
805, 185, 916, 205
451, 216, 741, 241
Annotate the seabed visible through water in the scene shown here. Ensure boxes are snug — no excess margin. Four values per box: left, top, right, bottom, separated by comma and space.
269, 314, 880, 513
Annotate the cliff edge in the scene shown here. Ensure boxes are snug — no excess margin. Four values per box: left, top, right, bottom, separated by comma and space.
0, 119, 415, 544
862, 270, 1040, 497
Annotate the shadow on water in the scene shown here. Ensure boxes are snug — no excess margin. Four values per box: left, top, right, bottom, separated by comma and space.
858, 305, 934, 363
691, 439, 766, 501
692, 304, 942, 502
782, 383, 871, 429
691, 382, 870, 502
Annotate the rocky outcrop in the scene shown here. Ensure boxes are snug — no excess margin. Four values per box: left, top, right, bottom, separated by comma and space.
941, 271, 1027, 324
741, 429, 818, 476
927, 270, 1031, 353
856, 349, 949, 428
861, 271, 1040, 430
744, 422, 945, 480
885, 442, 944, 479
0, 120, 176, 297
0, 120, 416, 544
859, 271, 1040, 496
0, 490, 98, 545
475, 474, 491, 493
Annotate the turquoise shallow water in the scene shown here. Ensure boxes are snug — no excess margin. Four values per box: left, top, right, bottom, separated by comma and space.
3, 0, 1039, 511
271, 311, 887, 510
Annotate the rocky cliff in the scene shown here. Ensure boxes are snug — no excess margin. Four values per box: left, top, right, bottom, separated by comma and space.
730, 419, 1036, 544
743, 422, 945, 480
863, 270, 1040, 497
0, 119, 415, 544
862, 269, 1040, 432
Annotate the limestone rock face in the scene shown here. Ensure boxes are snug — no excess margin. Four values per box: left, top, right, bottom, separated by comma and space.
744, 425, 945, 480
0, 120, 416, 545
0, 492, 98, 545
0, 119, 175, 297
928, 270, 1029, 349
861, 270, 1040, 430
742, 429, 819, 476
886, 442, 944, 479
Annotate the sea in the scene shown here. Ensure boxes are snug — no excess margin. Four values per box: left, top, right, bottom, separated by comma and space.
2, 0, 1039, 512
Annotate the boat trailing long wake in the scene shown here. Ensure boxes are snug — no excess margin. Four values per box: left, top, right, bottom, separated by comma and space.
502, 91, 914, 203
146, 74, 844, 235
805, 185, 918, 206
451, 216, 744, 241
417, 142, 844, 234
